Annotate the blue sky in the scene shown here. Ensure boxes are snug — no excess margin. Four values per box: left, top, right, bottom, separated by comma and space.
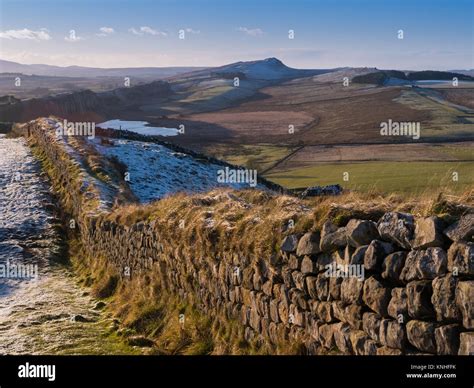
0, 0, 472, 69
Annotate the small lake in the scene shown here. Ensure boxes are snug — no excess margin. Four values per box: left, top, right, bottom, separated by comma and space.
98, 119, 179, 137
414, 80, 460, 85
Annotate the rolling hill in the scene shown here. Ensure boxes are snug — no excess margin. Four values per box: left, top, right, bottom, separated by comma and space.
0, 59, 205, 78
0, 58, 338, 121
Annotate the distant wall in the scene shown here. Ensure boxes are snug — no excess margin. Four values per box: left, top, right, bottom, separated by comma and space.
26, 119, 474, 355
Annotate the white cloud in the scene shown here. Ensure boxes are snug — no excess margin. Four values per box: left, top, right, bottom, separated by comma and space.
96, 27, 114, 37
128, 27, 141, 35
129, 26, 167, 37
64, 30, 84, 42
184, 28, 200, 34
0, 28, 51, 41
140, 26, 163, 36
237, 27, 264, 37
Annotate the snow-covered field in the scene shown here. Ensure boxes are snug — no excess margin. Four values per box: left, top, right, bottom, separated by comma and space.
93, 138, 265, 203
98, 119, 179, 136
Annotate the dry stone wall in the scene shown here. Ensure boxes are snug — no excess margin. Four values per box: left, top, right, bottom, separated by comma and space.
26, 120, 474, 355
82, 213, 474, 355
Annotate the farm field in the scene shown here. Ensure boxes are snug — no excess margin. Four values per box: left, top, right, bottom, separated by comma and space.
264, 161, 474, 194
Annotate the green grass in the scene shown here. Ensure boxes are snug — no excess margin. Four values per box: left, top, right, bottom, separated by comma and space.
203, 143, 295, 171
181, 85, 234, 103
395, 90, 474, 138
264, 161, 474, 194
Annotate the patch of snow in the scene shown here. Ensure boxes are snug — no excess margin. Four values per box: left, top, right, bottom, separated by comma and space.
0, 135, 57, 279
0, 135, 141, 355
92, 138, 265, 203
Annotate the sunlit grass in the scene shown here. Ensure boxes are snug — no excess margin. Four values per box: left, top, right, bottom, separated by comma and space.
203, 143, 295, 171
264, 161, 474, 194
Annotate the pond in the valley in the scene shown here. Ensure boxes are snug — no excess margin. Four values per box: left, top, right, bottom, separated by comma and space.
98, 119, 179, 136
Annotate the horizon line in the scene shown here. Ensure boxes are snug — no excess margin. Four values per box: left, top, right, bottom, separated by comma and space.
1, 57, 473, 72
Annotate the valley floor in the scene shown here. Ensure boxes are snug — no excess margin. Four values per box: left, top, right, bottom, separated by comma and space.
181, 82, 474, 194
